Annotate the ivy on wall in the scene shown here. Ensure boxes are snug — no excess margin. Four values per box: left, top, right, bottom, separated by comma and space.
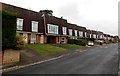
2, 10, 17, 50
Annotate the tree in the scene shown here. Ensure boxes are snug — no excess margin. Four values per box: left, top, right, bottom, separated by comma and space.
40, 10, 53, 16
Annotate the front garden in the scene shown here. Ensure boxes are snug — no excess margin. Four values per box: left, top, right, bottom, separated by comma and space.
26, 44, 70, 55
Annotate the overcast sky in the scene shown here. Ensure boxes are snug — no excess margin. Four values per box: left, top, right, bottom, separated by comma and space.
1, 0, 119, 36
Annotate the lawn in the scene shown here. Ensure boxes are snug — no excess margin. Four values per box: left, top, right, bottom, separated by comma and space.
60, 44, 85, 49
26, 44, 70, 55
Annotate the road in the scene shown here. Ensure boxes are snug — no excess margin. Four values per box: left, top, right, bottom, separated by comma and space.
4, 44, 118, 74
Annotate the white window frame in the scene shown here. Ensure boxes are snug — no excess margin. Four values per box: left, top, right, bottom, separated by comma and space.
100, 35, 103, 39
47, 24, 58, 34
74, 30, 78, 36
90, 34, 92, 38
84, 32, 87, 37
32, 21, 38, 32
62, 27, 67, 35
17, 18, 23, 30
79, 31, 83, 37
93, 34, 96, 38
68, 29, 72, 36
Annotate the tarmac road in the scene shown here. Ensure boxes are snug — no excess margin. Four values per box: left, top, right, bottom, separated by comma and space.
4, 44, 118, 74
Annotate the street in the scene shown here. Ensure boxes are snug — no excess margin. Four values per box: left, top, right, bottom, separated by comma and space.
4, 44, 118, 74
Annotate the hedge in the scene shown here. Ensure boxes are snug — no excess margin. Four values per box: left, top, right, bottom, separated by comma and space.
68, 39, 88, 46
2, 10, 17, 50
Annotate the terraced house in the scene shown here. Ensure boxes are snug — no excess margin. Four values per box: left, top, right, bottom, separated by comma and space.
1, 2, 45, 44
1, 2, 119, 44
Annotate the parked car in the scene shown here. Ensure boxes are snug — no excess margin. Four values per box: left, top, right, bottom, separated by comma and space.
111, 41, 118, 43
88, 41, 94, 46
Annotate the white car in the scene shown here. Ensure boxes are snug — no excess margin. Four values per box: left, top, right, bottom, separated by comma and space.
88, 41, 94, 46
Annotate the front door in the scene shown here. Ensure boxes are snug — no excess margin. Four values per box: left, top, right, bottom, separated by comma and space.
31, 34, 36, 44
40, 35, 44, 44
23, 33, 28, 43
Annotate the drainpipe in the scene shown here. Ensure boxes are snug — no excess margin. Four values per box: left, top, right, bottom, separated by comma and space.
41, 14, 47, 35
41, 14, 47, 43
43, 14, 47, 35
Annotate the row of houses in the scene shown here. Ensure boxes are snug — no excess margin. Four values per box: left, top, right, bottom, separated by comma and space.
1, 2, 119, 44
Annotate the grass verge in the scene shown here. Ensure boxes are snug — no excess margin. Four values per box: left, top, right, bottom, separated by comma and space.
26, 44, 70, 55
60, 44, 85, 49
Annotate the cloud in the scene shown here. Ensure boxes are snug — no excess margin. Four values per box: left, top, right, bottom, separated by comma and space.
56, 2, 84, 24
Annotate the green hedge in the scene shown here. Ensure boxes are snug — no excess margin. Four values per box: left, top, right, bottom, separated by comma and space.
68, 39, 88, 46
2, 10, 17, 50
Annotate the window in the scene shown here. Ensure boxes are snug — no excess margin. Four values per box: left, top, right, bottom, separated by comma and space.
47, 24, 58, 34
31, 34, 36, 44
104, 36, 107, 39
93, 34, 96, 38
90, 34, 92, 38
62, 27, 67, 35
100, 35, 103, 39
32, 21, 38, 32
79, 31, 83, 37
108, 37, 111, 40
74, 30, 77, 36
68, 29, 72, 36
17, 18, 23, 30
84, 32, 87, 37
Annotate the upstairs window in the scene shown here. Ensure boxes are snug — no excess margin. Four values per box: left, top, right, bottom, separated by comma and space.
100, 35, 103, 39
104, 36, 107, 39
90, 34, 92, 38
32, 21, 38, 32
84, 32, 87, 37
62, 27, 67, 35
79, 31, 83, 37
68, 29, 72, 36
17, 18, 23, 30
74, 30, 78, 36
93, 34, 96, 38
47, 24, 58, 34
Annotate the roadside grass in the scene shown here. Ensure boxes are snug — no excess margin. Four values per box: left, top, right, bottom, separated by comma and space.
26, 44, 70, 55
60, 44, 85, 49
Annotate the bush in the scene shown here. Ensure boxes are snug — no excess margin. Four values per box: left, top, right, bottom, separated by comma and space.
2, 10, 17, 50
68, 39, 87, 46
68, 39, 75, 44
16, 35, 26, 50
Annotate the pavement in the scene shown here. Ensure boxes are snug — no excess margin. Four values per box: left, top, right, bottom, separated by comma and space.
3, 43, 118, 74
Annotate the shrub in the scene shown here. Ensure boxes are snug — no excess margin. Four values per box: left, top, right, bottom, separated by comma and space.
68, 39, 87, 46
16, 35, 26, 50
2, 10, 17, 50
68, 39, 75, 44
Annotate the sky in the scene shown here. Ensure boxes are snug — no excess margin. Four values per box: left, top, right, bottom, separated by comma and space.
1, 0, 120, 36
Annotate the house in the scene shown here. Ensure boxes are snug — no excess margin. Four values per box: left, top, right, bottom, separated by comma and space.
1, 2, 44, 44
43, 14, 68, 44
1, 2, 119, 44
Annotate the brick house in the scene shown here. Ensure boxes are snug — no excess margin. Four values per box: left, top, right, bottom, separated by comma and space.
1, 2, 119, 44
1, 2, 45, 44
